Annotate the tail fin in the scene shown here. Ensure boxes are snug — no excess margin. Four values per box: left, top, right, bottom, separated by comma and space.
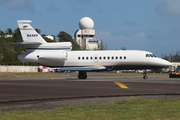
17, 20, 46, 43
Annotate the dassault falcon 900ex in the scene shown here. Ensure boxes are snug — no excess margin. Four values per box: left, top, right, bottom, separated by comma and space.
11, 20, 172, 79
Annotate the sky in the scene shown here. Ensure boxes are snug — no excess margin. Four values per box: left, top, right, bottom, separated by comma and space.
0, 0, 180, 57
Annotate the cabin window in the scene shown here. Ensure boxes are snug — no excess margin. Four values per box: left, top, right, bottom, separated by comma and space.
82, 57, 84, 60
112, 56, 114, 59
108, 56, 110, 59
124, 56, 126, 59
120, 56, 122, 59
95, 57, 97, 59
104, 56, 106, 59
78, 57, 80, 60
99, 57, 102, 60
116, 56, 118, 59
90, 57, 93, 60
86, 57, 88, 60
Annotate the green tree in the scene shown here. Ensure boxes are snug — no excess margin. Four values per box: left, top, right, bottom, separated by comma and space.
5, 28, 13, 35
162, 51, 180, 62
0, 30, 5, 37
97, 40, 108, 50
41, 34, 46, 37
57, 31, 73, 42
57, 31, 81, 50
13, 28, 22, 40
162, 53, 170, 61
35, 28, 41, 34
121, 47, 126, 50
51, 35, 56, 40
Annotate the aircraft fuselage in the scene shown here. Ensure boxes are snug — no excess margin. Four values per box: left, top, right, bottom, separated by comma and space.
18, 50, 171, 70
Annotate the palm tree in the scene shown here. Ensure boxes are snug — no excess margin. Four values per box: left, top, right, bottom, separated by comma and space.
0, 30, 5, 37
6, 28, 13, 35
35, 29, 41, 34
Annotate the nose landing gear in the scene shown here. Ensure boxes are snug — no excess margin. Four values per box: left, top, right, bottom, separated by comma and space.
143, 70, 148, 79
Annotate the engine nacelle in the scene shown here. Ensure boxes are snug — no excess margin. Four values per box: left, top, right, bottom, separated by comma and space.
18, 51, 67, 66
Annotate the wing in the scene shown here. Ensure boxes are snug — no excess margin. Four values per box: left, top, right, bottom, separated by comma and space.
60, 66, 106, 71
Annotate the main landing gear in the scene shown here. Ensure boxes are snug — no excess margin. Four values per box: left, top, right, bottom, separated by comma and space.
143, 70, 148, 79
78, 71, 87, 79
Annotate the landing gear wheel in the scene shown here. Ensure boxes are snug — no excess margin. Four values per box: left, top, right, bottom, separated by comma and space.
78, 71, 87, 79
143, 75, 148, 79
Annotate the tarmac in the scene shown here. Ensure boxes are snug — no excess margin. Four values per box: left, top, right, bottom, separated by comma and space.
0, 72, 180, 111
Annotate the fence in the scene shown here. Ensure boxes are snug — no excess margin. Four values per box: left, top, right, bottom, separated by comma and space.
0, 65, 38, 72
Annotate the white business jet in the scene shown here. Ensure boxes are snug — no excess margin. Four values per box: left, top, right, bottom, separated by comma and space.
12, 20, 172, 79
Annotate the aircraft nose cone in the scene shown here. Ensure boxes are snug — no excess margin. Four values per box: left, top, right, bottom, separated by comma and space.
161, 59, 172, 67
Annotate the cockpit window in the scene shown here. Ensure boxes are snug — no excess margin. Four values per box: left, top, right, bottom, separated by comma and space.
146, 54, 150, 57
152, 54, 157, 57
146, 54, 157, 58
149, 54, 153, 57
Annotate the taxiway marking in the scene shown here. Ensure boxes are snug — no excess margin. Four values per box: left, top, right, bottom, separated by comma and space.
115, 82, 129, 89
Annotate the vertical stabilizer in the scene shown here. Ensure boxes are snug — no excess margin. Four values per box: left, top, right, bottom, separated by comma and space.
17, 20, 46, 43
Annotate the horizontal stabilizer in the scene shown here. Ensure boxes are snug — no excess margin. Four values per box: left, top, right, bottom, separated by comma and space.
60, 66, 106, 71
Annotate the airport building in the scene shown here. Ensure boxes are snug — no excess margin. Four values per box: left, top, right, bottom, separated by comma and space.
74, 17, 99, 50
44, 35, 54, 40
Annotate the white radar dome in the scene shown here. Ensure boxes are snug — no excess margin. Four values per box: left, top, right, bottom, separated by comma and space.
79, 17, 94, 29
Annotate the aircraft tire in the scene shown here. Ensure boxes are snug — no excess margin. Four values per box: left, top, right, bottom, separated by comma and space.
143, 75, 148, 79
78, 71, 87, 79
78, 75, 87, 79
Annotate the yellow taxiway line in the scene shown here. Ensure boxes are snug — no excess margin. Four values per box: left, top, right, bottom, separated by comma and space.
114, 82, 129, 89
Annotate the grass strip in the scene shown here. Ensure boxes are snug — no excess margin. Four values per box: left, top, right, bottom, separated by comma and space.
1, 98, 180, 120
0, 73, 69, 79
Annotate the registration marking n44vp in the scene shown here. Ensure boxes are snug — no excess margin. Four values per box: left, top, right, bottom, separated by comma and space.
115, 82, 129, 89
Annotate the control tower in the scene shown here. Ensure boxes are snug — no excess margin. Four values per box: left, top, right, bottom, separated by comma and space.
74, 17, 98, 50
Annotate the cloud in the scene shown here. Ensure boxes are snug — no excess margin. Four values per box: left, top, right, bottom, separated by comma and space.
0, 0, 35, 13
155, 0, 180, 16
